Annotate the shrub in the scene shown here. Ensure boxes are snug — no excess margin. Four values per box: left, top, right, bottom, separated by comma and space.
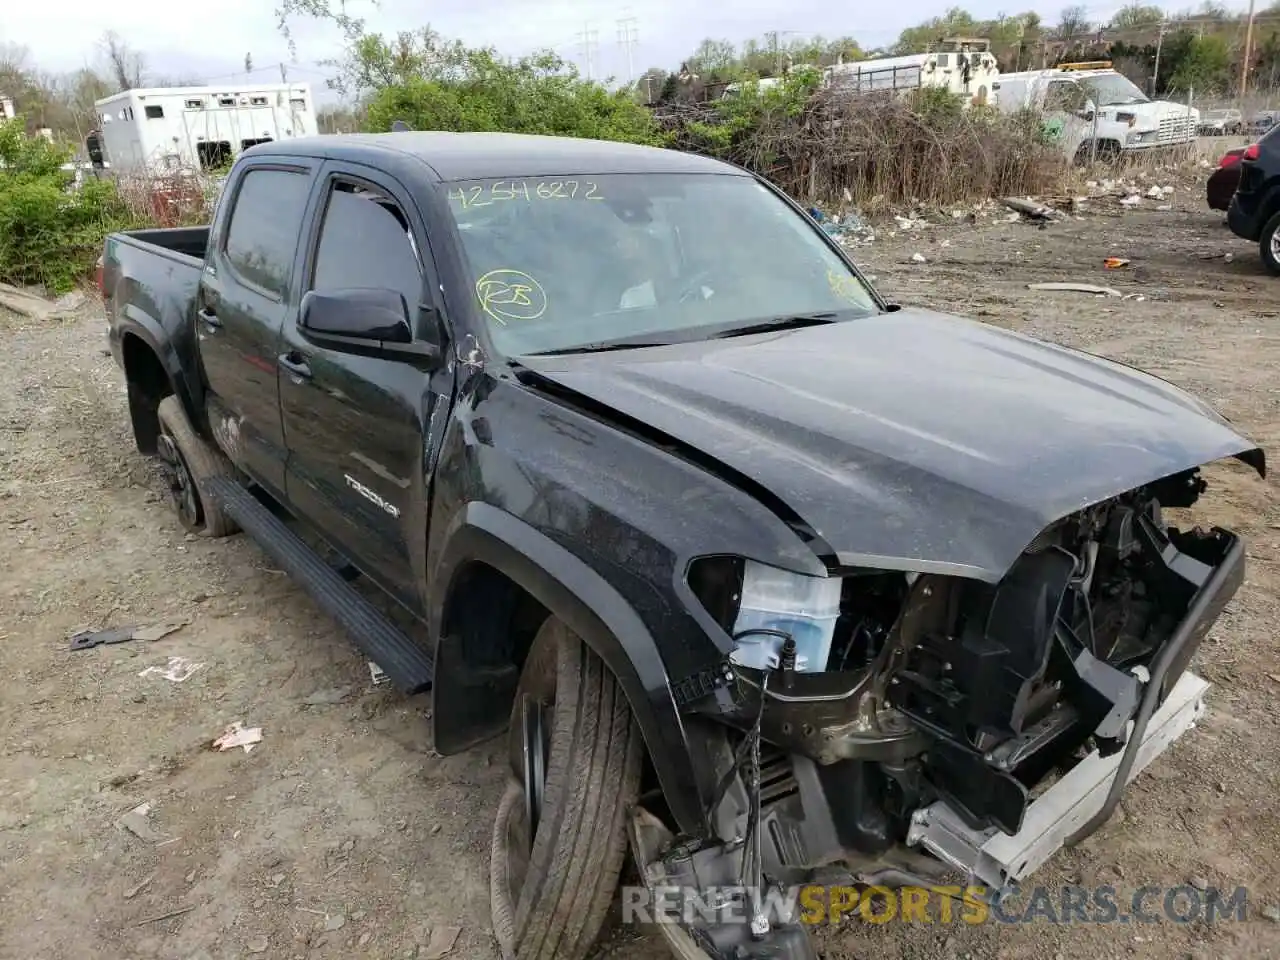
0, 118, 135, 293
660, 83, 1064, 209
363, 49, 663, 145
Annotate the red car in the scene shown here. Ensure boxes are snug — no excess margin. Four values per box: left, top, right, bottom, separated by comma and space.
1208, 147, 1247, 211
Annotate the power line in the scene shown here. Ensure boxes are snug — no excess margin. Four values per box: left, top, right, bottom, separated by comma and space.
575, 23, 600, 81
617, 15, 639, 85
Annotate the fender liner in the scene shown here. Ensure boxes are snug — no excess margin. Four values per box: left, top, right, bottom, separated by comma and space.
428, 501, 710, 837
117, 304, 199, 427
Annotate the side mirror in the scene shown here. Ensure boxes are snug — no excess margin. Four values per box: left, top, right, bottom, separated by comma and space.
299, 288, 439, 367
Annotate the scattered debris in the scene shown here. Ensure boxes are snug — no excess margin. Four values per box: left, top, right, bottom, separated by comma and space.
70, 619, 189, 651
1122, 293, 1147, 302
137, 656, 204, 683
1028, 282, 1123, 298
1146, 185, 1165, 200
1261, 904, 1280, 923
368, 662, 389, 686
1120, 195, 1142, 207
124, 874, 155, 900
135, 904, 196, 926
0, 282, 86, 321
131, 618, 189, 642
419, 926, 462, 959
1156, 204, 1172, 211
323, 913, 347, 932
116, 802, 167, 843
69, 626, 137, 652
1002, 197, 1060, 221
1189, 875, 1209, 891
212, 721, 263, 754
1103, 257, 1131, 269
246, 936, 269, 954
910, 253, 927, 264
1225, 252, 1235, 263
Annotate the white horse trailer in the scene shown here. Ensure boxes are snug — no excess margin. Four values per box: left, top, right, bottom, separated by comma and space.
93, 83, 317, 174
824, 44, 1000, 107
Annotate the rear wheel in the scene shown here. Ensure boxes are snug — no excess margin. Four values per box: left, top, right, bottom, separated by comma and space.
156, 396, 238, 537
490, 618, 643, 960
1259, 211, 1280, 277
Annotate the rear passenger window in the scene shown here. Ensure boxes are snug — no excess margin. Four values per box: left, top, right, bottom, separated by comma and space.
311, 180, 421, 307
224, 168, 312, 299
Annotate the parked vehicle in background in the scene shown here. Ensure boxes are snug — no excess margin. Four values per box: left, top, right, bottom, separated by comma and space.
1247, 111, 1277, 136
1198, 108, 1244, 136
1228, 123, 1280, 273
995, 64, 1198, 162
823, 37, 1000, 108
1208, 146, 1247, 211
93, 84, 317, 175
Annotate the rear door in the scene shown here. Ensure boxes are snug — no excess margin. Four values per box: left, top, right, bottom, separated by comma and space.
278, 161, 451, 611
198, 159, 319, 494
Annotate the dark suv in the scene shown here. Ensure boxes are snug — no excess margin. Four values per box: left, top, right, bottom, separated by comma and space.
1228, 123, 1280, 273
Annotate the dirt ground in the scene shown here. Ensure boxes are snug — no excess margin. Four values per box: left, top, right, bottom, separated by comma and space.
2, 182, 1278, 960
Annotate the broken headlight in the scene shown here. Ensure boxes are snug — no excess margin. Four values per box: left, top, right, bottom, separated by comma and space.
688, 557, 842, 673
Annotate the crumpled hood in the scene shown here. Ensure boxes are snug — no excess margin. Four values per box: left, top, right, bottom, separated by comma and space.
519, 309, 1262, 581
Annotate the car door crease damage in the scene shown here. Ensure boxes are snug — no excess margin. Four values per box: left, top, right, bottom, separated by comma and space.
102, 131, 1266, 960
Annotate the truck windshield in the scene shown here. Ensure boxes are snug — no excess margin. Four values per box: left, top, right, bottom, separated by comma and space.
444, 173, 878, 356
1081, 73, 1148, 106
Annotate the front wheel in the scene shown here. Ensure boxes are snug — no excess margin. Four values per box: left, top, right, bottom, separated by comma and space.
490, 618, 643, 960
1259, 211, 1280, 277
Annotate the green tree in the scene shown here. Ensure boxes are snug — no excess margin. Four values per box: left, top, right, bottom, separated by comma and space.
1168, 34, 1232, 93
894, 8, 980, 54
1110, 4, 1165, 28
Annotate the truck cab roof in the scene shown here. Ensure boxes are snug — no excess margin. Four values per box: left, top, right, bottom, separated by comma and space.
245, 131, 740, 182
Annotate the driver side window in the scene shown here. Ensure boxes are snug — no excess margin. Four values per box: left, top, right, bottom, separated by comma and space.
1045, 81, 1081, 113
311, 179, 423, 312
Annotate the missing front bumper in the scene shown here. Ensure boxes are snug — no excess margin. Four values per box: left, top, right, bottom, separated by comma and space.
906, 670, 1209, 889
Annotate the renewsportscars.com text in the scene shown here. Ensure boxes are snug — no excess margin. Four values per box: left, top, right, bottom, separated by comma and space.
621, 883, 1249, 927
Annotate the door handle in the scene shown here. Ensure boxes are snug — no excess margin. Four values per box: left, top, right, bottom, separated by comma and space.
197, 307, 222, 328
278, 352, 312, 380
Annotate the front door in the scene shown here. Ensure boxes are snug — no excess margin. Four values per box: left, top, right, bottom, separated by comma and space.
198, 160, 317, 493
278, 163, 451, 612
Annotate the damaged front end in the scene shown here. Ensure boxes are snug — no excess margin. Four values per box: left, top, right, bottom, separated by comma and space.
631, 466, 1251, 960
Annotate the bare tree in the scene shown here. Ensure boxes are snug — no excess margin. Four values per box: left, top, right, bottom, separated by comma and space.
1057, 5, 1092, 42
100, 31, 144, 91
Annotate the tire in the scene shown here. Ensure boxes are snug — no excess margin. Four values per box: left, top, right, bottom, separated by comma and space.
155, 396, 239, 537
490, 618, 643, 960
1259, 211, 1280, 277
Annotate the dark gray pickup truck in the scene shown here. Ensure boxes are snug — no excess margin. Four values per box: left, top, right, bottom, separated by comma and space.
101, 131, 1265, 960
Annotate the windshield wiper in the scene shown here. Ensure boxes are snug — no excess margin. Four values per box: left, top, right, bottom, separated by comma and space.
709, 312, 840, 339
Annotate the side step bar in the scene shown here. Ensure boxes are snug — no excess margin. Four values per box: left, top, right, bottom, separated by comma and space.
205, 478, 434, 695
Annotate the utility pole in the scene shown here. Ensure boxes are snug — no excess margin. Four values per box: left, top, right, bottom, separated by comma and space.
617, 15, 639, 85
279, 61, 288, 83
1241, 0, 1257, 98
1151, 17, 1166, 97
576, 23, 600, 81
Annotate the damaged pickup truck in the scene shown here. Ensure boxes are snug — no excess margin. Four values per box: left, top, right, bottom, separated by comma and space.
100, 132, 1265, 960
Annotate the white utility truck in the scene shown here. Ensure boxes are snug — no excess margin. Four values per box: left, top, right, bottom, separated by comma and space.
994, 63, 1197, 161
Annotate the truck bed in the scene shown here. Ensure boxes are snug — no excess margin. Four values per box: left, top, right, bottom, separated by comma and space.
102, 226, 212, 409
115, 226, 210, 264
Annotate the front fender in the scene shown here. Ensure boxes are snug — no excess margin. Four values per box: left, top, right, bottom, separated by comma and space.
428, 500, 710, 837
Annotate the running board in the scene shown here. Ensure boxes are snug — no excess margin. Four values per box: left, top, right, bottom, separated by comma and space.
205, 478, 434, 695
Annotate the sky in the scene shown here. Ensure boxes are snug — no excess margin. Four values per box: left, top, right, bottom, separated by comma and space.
1, 0, 1259, 103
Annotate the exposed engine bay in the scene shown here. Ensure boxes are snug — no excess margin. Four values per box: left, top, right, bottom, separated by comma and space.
643, 467, 1245, 959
